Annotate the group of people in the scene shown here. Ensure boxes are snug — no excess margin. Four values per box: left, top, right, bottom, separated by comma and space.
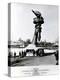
8, 49, 59, 65
8, 51, 26, 58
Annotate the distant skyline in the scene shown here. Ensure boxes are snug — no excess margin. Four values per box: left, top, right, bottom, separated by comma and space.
10, 3, 58, 42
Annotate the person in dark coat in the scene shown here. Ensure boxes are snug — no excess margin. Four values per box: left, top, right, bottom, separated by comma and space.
19, 52, 21, 58
33, 50, 35, 56
14, 52, 16, 58
54, 50, 59, 65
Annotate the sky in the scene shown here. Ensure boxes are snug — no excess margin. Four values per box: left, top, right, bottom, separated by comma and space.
10, 3, 59, 42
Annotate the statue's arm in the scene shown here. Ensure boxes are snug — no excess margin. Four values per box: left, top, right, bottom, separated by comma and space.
32, 10, 37, 17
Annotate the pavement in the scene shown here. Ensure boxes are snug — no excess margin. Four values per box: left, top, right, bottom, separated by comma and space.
10, 54, 56, 66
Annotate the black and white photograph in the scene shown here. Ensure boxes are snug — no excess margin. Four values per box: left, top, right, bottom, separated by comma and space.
8, 3, 59, 67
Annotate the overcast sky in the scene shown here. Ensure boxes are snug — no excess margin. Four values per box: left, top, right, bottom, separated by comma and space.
10, 3, 58, 42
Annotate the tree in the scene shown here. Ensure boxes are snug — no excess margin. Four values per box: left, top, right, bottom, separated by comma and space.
26, 39, 31, 44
